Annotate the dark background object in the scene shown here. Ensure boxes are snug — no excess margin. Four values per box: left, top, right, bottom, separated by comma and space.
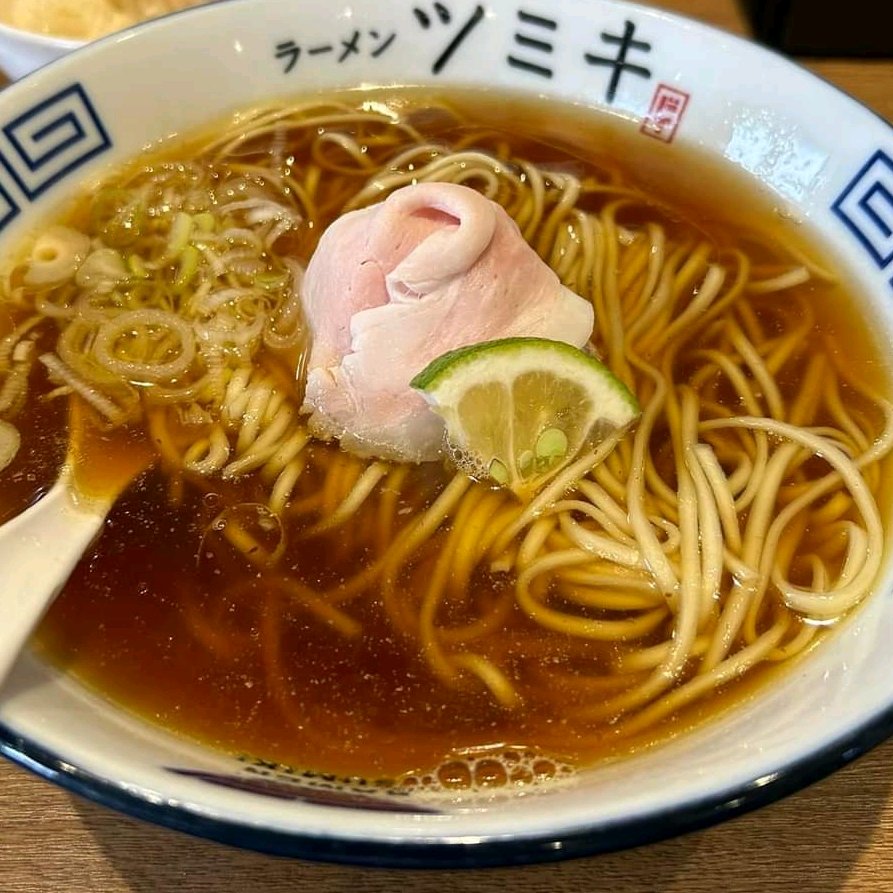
740, 0, 893, 56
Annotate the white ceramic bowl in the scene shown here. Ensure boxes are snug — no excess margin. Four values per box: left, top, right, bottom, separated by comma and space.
2, 0, 893, 869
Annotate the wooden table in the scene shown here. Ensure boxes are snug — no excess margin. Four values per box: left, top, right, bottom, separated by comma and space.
2, 2, 892, 890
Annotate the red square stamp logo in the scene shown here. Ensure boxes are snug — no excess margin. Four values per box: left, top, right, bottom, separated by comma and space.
641, 84, 690, 144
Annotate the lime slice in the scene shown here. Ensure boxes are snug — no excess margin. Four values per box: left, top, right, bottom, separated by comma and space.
411, 337, 639, 498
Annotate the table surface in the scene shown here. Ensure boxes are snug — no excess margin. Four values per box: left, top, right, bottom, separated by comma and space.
2, 2, 893, 891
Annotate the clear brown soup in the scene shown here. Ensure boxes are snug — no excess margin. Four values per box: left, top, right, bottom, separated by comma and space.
1, 89, 890, 784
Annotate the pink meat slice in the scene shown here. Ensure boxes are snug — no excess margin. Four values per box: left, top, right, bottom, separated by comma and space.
300, 182, 594, 462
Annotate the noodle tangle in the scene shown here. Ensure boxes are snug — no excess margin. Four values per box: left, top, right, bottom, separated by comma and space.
2, 96, 891, 758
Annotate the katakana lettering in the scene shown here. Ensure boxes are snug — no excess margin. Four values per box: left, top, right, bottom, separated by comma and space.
339, 29, 362, 62
369, 29, 397, 58
584, 19, 652, 103
507, 9, 556, 79
413, 2, 451, 28
275, 40, 301, 73
413, 2, 485, 74
273, 28, 397, 72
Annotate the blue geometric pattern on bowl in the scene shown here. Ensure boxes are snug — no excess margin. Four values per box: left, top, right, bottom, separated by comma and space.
832, 149, 893, 282
0, 179, 19, 232
0, 83, 111, 217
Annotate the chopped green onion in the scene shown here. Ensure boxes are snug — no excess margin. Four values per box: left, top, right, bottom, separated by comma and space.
175, 245, 200, 287
167, 211, 194, 258
193, 212, 216, 233
127, 254, 149, 279
254, 271, 289, 290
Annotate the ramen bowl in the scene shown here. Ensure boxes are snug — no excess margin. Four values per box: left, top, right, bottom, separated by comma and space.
1, 0, 893, 869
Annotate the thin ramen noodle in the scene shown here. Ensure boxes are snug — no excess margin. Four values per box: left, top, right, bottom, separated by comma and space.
0, 89, 890, 785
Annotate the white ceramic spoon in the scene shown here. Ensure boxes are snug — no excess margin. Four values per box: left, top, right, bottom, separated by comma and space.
0, 407, 153, 687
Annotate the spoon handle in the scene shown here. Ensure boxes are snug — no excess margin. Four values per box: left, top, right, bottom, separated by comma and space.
0, 481, 106, 687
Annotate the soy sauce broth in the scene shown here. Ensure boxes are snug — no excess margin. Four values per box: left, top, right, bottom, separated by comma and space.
0, 88, 889, 783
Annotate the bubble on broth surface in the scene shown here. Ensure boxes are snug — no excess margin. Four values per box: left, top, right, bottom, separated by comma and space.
397, 746, 577, 802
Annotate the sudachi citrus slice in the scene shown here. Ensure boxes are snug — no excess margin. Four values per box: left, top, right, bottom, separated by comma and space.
411, 337, 639, 498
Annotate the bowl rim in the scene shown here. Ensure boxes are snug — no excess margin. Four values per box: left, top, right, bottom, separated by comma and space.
4, 707, 893, 868
1, 0, 893, 870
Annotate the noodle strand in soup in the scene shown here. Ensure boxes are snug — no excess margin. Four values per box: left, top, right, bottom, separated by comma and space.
1, 90, 890, 782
